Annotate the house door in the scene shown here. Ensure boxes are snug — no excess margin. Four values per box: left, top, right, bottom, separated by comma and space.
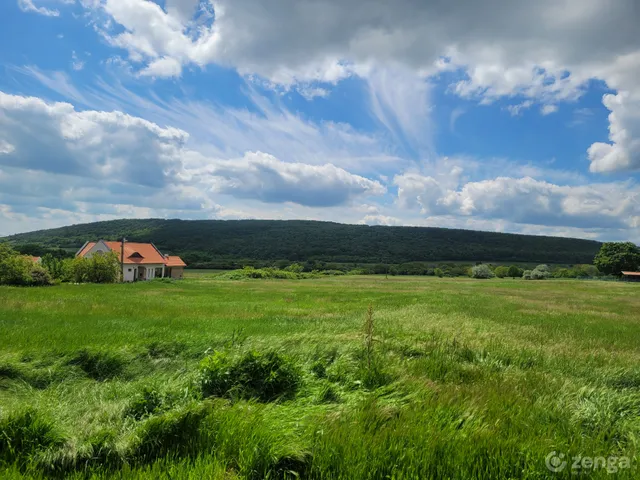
138, 268, 145, 281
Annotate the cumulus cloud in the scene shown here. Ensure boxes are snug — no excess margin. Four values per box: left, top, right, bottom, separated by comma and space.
395, 173, 640, 230
0, 92, 188, 187
191, 151, 386, 207
0, 90, 387, 229
588, 92, 640, 172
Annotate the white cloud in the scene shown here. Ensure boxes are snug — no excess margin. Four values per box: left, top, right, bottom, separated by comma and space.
188, 151, 385, 207
541, 104, 558, 115
0, 90, 387, 234
588, 91, 640, 172
0, 91, 188, 187
71, 51, 85, 71
139, 56, 183, 78
0, 141, 15, 155
395, 172, 640, 230
360, 214, 402, 226
506, 100, 533, 116
18, 69, 406, 176
18, 0, 60, 17
365, 66, 433, 157
76, 0, 640, 173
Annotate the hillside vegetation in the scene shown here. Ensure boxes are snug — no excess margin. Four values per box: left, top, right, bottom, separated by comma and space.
3, 219, 602, 266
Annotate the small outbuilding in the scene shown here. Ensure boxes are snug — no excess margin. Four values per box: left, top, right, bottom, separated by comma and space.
164, 256, 187, 279
621, 271, 640, 282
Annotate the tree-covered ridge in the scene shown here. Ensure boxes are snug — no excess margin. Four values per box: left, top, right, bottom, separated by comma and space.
3, 219, 604, 266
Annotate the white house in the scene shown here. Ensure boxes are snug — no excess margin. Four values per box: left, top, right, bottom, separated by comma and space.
76, 240, 186, 282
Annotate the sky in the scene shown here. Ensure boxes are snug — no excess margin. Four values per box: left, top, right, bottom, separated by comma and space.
0, 0, 638, 240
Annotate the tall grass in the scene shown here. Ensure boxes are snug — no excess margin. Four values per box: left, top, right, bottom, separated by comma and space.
1, 276, 639, 478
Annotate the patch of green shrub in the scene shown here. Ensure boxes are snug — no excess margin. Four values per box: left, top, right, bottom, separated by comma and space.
471, 264, 495, 279
130, 403, 209, 462
508, 265, 524, 278
68, 251, 121, 283
68, 349, 126, 381
125, 387, 166, 420
523, 264, 551, 280
0, 408, 64, 465
200, 350, 301, 402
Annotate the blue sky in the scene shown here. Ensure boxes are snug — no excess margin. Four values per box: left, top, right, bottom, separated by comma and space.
0, 0, 639, 240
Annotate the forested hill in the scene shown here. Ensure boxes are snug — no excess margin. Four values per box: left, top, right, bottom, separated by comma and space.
3, 219, 602, 266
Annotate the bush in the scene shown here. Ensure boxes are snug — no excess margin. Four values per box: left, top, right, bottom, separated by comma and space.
41, 254, 70, 281
434, 268, 444, 278
523, 264, 551, 280
507, 265, 523, 278
0, 246, 55, 286
0, 408, 64, 465
125, 387, 166, 420
576, 264, 600, 278
130, 403, 209, 462
494, 266, 509, 278
553, 268, 576, 279
200, 350, 301, 402
68, 252, 120, 283
0, 255, 34, 286
284, 263, 304, 273
30, 264, 53, 286
471, 264, 495, 279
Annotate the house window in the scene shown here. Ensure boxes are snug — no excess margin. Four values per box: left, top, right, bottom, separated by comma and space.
128, 268, 132, 272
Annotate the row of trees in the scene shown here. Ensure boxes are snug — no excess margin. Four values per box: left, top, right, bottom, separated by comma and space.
0, 243, 121, 286
468, 242, 640, 280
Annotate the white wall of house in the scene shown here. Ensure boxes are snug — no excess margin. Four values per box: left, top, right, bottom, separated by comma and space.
146, 264, 165, 279
123, 266, 136, 282
128, 264, 165, 281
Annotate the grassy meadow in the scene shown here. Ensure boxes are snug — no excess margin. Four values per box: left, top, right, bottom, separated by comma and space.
1, 275, 640, 479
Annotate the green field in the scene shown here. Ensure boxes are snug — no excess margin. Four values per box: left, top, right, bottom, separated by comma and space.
1, 276, 639, 479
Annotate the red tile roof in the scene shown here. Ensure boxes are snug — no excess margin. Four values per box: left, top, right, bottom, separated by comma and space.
165, 256, 187, 267
77, 241, 186, 267
621, 271, 640, 276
